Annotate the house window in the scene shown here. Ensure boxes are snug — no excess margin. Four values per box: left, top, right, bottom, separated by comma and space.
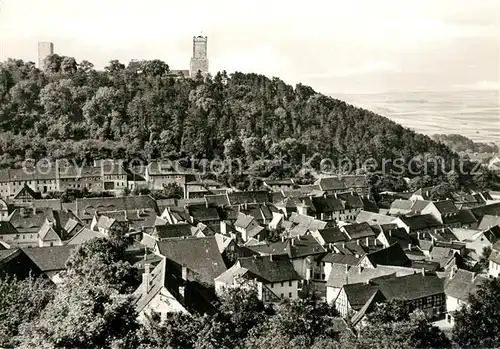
280, 293, 284, 298
289, 292, 292, 298
270, 283, 273, 288
281, 282, 284, 287
289, 281, 292, 287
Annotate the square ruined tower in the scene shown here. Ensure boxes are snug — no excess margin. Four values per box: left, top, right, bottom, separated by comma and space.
38, 42, 54, 70
190, 36, 209, 78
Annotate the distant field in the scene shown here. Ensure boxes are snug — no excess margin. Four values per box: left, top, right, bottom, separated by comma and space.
333, 89, 500, 146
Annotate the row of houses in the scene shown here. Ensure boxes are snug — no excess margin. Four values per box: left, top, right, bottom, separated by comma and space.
1, 176, 500, 334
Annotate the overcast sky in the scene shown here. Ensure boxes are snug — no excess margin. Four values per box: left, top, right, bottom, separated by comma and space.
0, 0, 498, 94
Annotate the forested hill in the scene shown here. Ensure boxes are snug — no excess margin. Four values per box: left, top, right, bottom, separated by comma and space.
0, 55, 460, 178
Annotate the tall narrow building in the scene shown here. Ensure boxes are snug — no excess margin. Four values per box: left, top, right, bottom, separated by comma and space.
38, 41, 54, 70
190, 35, 209, 78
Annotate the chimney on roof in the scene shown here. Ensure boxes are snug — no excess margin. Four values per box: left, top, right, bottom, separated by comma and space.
334, 192, 338, 198
291, 238, 295, 246
421, 267, 425, 276
269, 254, 273, 261
356, 239, 360, 245
181, 265, 188, 281
137, 209, 141, 218
281, 235, 285, 242
144, 247, 147, 261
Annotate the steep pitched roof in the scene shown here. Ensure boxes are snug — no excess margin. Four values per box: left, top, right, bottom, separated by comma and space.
314, 227, 349, 244
22, 245, 77, 272
0, 221, 19, 235
38, 221, 61, 242
389, 199, 414, 213
342, 222, 376, 240
361, 196, 379, 213
373, 273, 445, 300
205, 194, 230, 207
337, 193, 364, 209
363, 243, 410, 267
237, 256, 302, 283
478, 215, 500, 231
399, 214, 442, 231
445, 269, 488, 302
0, 249, 43, 279
341, 175, 369, 189
234, 213, 255, 229
8, 207, 56, 233
315, 177, 347, 191
322, 253, 361, 265
154, 223, 195, 239
227, 191, 270, 205
66, 228, 106, 245
472, 202, 500, 220
342, 282, 381, 311
188, 204, 220, 222
155, 236, 226, 285
356, 211, 395, 225
377, 227, 412, 249
326, 264, 417, 288
410, 200, 431, 213
310, 196, 345, 213
96, 215, 117, 230
489, 240, 500, 264
433, 200, 459, 215
441, 209, 477, 226
247, 235, 326, 258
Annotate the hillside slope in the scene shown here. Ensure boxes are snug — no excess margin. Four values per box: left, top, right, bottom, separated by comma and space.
2, 55, 495, 192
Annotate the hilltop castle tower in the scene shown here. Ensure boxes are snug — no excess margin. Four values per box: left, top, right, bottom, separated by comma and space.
190, 35, 209, 78
38, 41, 54, 70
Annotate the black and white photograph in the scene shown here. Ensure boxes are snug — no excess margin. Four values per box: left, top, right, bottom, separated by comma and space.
0, 0, 499, 348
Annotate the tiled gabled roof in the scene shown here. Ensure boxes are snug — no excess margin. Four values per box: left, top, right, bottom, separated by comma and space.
342, 222, 376, 240
310, 196, 345, 213
478, 215, 500, 231
22, 245, 77, 272
235, 255, 301, 283
337, 193, 364, 209
445, 269, 487, 302
156, 236, 226, 285
399, 214, 442, 231
373, 273, 445, 300
313, 227, 349, 244
363, 243, 410, 267
315, 177, 347, 191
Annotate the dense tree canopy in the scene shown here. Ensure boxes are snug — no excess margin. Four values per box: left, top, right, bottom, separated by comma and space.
357, 300, 451, 349
0, 275, 54, 348
452, 277, 500, 348
1, 56, 492, 191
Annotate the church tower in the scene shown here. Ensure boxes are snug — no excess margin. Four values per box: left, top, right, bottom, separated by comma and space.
190, 35, 209, 78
